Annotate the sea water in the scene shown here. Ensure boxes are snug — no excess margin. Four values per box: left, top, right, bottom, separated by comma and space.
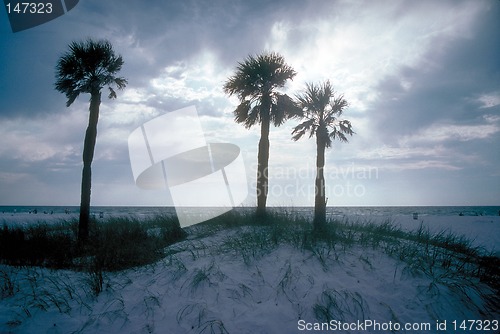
1, 205, 499, 219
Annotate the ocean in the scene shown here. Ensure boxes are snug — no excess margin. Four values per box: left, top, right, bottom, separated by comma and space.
1, 205, 499, 218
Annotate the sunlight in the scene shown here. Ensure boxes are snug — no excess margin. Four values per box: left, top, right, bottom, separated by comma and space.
150, 50, 227, 102
264, 0, 487, 117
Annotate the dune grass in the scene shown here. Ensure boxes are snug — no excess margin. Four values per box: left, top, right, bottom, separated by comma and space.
2, 209, 497, 288
183, 209, 499, 310
0, 208, 498, 312
0, 214, 186, 271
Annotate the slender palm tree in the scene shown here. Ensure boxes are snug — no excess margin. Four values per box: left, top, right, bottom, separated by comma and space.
223, 52, 299, 217
292, 81, 354, 232
55, 39, 127, 242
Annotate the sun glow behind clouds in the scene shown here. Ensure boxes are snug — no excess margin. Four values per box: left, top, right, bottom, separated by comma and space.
150, 51, 228, 102
264, 0, 487, 114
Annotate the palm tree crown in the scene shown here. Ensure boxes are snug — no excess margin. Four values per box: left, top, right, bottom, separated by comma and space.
55, 39, 127, 107
223, 52, 298, 128
292, 81, 353, 145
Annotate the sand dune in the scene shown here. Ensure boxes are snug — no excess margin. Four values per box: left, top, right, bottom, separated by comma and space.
0, 213, 498, 333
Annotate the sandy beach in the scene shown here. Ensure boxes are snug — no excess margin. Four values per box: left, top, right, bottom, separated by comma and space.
0, 211, 498, 333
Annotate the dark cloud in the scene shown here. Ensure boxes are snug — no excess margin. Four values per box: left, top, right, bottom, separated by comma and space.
370, 3, 500, 140
0, 0, 316, 119
1, 0, 499, 206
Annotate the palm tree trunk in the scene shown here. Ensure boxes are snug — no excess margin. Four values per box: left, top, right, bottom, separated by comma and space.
79, 90, 101, 243
256, 110, 270, 218
314, 135, 327, 232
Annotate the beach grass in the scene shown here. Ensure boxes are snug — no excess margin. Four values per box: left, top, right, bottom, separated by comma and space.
182, 210, 500, 309
0, 214, 186, 271
1, 210, 498, 287
1, 208, 499, 330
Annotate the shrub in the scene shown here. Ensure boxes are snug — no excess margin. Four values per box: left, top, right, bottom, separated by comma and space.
0, 224, 75, 267
0, 215, 186, 271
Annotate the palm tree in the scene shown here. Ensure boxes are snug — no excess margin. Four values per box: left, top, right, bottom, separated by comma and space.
292, 81, 354, 232
55, 39, 127, 242
223, 52, 299, 217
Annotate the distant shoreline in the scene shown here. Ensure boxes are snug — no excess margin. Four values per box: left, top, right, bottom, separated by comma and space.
1, 205, 499, 217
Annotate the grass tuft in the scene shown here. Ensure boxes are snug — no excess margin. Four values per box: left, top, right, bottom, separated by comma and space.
0, 215, 187, 274
313, 289, 369, 323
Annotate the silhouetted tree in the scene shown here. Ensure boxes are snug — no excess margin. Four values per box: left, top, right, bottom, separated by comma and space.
224, 52, 298, 217
292, 81, 353, 232
55, 39, 127, 243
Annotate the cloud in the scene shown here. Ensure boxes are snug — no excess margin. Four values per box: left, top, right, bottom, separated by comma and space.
400, 121, 500, 145
476, 93, 500, 109
1, 0, 499, 206
147, 51, 230, 116
368, 2, 499, 141
262, 0, 489, 111
352, 112, 500, 173
0, 111, 85, 164
0, 172, 31, 185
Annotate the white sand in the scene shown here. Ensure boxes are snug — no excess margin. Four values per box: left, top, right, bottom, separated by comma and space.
0, 214, 498, 333
341, 214, 500, 253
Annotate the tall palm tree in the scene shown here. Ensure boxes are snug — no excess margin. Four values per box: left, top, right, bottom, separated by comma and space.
292, 81, 354, 232
55, 39, 127, 242
223, 52, 299, 217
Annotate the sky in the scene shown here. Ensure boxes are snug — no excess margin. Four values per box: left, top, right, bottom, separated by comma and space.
0, 0, 499, 207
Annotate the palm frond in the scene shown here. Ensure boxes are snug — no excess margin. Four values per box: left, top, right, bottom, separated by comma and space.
338, 120, 354, 137
291, 118, 316, 141
66, 91, 79, 107
114, 77, 127, 90
247, 105, 261, 128
270, 94, 301, 126
330, 129, 349, 143
55, 39, 127, 107
293, 80, 354, 145
108, 87, 117, 99
234, 101, 252, 126
224, 52, 296, 127
234, 101, 261, 129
